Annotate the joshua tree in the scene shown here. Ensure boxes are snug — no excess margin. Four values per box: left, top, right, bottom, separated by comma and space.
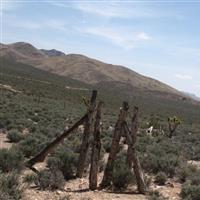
167, 116, 181, 138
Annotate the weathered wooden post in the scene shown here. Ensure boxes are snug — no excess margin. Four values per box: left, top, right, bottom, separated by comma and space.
89, 101, 103, 190
124, 107, 146, 194
100, 102, 129, 188
76, 90, 97, 178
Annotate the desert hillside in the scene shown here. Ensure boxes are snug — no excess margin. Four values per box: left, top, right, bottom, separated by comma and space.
0, 42, 183, 96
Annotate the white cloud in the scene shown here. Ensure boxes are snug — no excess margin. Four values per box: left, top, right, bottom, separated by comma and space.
53, 2, 183, 20
83, 26, 151, 49
73, 2, 137, 18
174, 74, 193, 80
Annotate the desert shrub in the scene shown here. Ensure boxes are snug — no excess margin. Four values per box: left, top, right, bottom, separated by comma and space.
112, 152, 134, 189
177, 164, 197, 183
0, 148, 24, 172
19, 135, 47, 157
180, 183, 200, 200
23, 173, 37, 185
186, 168, 200, 186
155, 172, 167, 185
0, 171, 23, 200
7, 129, 23, 143
47, 146, 78, 180
178, 164, 200, 185
148, 191, 167, 200
102, 136, 112, 153
141, 141, 180, 177
36, 169, 65, 190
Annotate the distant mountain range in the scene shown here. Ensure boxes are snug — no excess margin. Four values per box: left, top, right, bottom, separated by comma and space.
0, 42, 197, 104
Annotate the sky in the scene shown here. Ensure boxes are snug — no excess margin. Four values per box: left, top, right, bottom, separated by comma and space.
1, 0, 200, 96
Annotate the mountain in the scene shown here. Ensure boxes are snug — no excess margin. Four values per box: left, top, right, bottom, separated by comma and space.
0, 42, 196, 104
40, 49, 65, 57
0, 42, 47, 60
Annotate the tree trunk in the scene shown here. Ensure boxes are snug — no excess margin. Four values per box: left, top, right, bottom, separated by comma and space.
89, 101, 103, 190
76, 90, 97, 178
124, 107, 146, 194
100, 102, 129, 188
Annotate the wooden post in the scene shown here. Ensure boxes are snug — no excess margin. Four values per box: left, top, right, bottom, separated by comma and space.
100, 102, 129, 188
76, 90, 97, 178
89, 101, 103, 190
26, 113, 88, 168
26, 91, 97, 170
124, 107, 146, 194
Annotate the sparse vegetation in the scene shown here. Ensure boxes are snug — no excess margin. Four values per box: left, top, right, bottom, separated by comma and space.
155, 172, 167, 185
0, 147, 24, 173
47, 145, 79, 180
180, 183, 200, 200
112, 152, 134, 189
7, 129, 23, 143
0, 171, 23, 200
36, 169, 65, 190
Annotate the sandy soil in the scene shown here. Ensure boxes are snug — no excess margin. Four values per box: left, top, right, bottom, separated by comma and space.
0, 131, 12, 149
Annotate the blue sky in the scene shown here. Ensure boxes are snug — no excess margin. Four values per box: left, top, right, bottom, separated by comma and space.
1, 0, 200, 96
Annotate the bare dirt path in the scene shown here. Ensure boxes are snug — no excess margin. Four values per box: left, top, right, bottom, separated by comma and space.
0, 131, 12, 149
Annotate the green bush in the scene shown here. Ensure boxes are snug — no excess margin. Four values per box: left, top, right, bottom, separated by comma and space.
23, 173, 37, 185
7, 129, 23, 143
102, 136, 112, 153
187, 171, 200, 186
155, 172, 167, 185
0, 148, 24, 172
180, 183, 200, 200
47, 146, 78, 180
112, 152, 134, 189
0, 171, 23, 200
178, 164, 200, 185
140, 141, 181, 177
19, 135, 47, 157
36, 169, 65, 190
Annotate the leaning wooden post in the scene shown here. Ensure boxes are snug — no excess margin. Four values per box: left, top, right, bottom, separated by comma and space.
100, 102, 129, 188
89, 101, 103, 190
26, 113, 88, 169
26, 90, 97, 171
76, 90, 97, 178
124, 107, 146, 194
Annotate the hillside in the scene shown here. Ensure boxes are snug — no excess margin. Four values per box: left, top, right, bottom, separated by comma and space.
0, 42, 185, 98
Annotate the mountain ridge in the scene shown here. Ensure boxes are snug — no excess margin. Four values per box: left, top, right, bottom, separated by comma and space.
0, 41, 195, 103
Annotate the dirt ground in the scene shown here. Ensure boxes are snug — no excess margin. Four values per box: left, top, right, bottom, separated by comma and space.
0, 131, 12, 149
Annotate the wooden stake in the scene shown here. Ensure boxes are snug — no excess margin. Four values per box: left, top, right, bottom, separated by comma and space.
124, 107, 146, 194
89, 101, 103, 190
76, 90, 97, 178
100, 102, 129, 188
